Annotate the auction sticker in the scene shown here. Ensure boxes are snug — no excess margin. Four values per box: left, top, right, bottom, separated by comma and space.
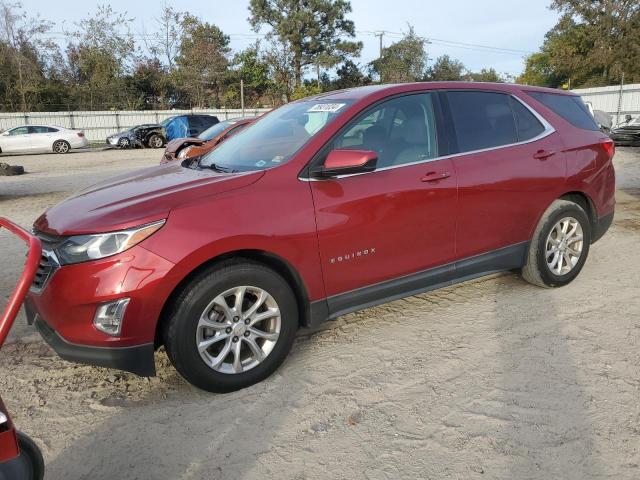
307, 103, 346, 113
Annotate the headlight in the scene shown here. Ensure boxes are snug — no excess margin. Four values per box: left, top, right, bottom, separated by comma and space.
177, 146, 192, 159
55, 220, 165, 265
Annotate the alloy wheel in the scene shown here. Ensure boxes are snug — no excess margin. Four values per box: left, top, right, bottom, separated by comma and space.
545, 216, 584, 276
195, 286, 281, 374
53, 141, 69, 153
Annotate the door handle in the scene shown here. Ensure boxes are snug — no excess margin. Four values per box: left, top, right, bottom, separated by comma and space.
533, 149, 555, 160
421, 171, 451, 182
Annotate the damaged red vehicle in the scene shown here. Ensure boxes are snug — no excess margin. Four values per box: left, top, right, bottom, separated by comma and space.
0, 218, 45, 480
161, 117, 256, 164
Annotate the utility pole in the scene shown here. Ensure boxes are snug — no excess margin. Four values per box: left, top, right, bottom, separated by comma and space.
616, 72, 624, 125
374, 31, 385, 59
240, 79, 245, 117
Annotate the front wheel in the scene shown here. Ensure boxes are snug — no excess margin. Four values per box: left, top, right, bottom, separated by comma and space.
147, 134, 165, 148
52, 140, 70, 154
163, 260, 298, 392
521, 199, 591, 288
0, 431, 45, 480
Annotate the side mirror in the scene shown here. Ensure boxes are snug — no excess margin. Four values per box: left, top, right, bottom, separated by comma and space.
312, 149, 378, 178
625, 114, 632, 122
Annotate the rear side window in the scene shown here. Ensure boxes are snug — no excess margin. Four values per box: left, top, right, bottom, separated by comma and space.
509, 97, 545, 141
47, 127, 59, 133
526, 91, 599, 131
446, 91, 518, 152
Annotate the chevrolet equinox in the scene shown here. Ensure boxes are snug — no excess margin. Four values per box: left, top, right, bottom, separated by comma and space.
25, 83, 616, 392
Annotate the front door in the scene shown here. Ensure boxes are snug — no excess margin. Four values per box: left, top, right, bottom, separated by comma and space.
310, 92, 457, 305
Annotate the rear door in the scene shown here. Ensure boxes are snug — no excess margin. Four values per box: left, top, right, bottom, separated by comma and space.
310, 92, 458, 301
443, 90, 565, 259
27, 126, 53, 151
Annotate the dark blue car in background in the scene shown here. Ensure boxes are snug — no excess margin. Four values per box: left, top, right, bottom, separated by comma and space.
106, 114, 219, 149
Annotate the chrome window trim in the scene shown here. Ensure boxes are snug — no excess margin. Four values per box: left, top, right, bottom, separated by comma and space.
299, 93, 555, 182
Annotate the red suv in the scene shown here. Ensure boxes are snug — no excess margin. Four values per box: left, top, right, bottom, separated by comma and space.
26, 83, 615, 392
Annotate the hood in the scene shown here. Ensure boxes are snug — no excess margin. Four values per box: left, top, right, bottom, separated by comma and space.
34, 163, 264, 235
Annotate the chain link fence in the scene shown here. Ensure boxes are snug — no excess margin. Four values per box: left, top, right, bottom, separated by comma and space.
0, 108, 271, 142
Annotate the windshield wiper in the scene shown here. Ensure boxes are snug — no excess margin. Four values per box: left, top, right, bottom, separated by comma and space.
203, 162, 238, 174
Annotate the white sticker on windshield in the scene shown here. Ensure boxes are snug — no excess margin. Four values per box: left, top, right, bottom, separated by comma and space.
307, 103, 346, 113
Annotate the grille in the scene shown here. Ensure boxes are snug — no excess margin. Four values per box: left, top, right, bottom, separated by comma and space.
30, 251, 58, 293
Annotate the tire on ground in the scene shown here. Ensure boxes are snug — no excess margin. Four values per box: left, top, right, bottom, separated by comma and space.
521, 199, 591, 288
0, 162, 24, 176
163, 259, 298, 393
147, 134, 165, 148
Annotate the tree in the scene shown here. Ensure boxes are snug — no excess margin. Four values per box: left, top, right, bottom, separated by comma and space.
233, 43, 272, 106
145, 4, 185, 71
65, 4, 136, 109
0, 1, 57, 111
332, 60, 370, 89
468, 68, 504, 83
424, 55, 465, 81
518, 0, 640, 87
249, 0, 362, 87
369, 26, 426, 83
174, 15, 230, 108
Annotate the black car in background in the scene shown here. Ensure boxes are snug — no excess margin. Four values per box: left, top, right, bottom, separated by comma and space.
106, 114, 220, 149
610, 115, 640, 146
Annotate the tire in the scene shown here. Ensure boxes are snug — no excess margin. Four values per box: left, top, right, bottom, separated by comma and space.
163, 259, 298, 393
147, 134, 165, 148
117, 137, 131, 148
52, 140, 70, 154
0, 163, 24, 176
521, 199, 591, 288
0, 431, 45, 480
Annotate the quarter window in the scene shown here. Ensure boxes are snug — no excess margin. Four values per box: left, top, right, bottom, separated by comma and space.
526, 91, 599, 131
332, 93, 438, 169
447, 91, 518, 153
509, 97, 545, 141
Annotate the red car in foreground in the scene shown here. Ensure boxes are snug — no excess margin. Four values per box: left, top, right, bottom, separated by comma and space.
23, 82, 615, 392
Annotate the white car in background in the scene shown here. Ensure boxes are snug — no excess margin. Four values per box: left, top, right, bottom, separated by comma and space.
0, 125, 89, 154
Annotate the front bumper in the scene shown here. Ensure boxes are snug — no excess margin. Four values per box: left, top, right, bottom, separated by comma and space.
26, 243, 177, 376
34, 316, 155, 376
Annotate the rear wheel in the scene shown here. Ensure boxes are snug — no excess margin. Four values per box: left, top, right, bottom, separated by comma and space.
52, 140, 70, 154
163, 260, 298, 392
521, 199, 591, 288
0, 431, 45, 480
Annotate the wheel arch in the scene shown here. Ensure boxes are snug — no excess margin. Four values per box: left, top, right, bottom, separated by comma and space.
154, 249, 316, 348
528, 191, 597, 245
558, 191, 597, 233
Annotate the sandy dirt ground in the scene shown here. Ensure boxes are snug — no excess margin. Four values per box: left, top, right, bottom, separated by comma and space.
0, 148, 639, 480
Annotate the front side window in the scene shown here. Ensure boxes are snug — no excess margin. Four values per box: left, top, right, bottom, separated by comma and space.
9, 126, 28, 135
330, 93, 438, 169
200, 99, 353, 172
447, 91, 518, 153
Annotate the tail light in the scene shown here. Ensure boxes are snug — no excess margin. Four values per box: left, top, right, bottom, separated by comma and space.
77, 132, 85, 138
600, 138, 615, 160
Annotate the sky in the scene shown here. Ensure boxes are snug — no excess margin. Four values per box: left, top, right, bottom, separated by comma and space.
21, 0, 560, 77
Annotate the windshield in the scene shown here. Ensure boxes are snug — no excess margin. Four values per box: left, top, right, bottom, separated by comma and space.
199, 99, 353, 172
198, 120, 234, 140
